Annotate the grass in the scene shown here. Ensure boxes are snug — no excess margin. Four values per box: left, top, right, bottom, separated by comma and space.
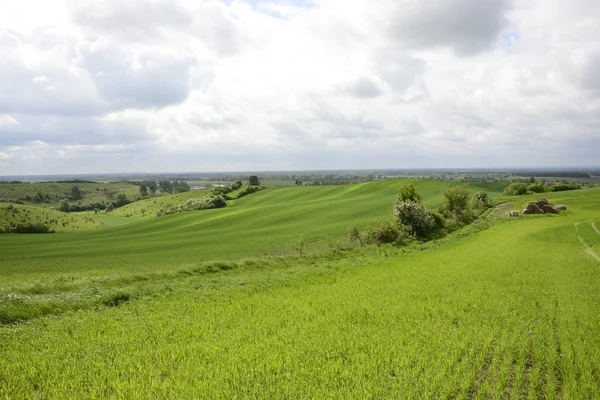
1, 180, 599, 397
0, 203, 101, 232
0, 181, 141, 209
0, 180, 504, 279
110, 190, 209, 218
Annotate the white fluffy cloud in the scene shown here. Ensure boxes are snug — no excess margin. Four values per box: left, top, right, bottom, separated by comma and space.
1, 0, 599, 175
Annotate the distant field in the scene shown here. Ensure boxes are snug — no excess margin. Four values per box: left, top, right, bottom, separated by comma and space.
0, 180, 505, 278
0, 203, 101, 232
1, 180, 599, 397
0, 181, 141, 208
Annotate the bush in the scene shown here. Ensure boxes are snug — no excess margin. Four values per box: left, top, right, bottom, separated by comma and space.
183, 195, 227, 211
472, 192, 492, 209
237, 184, 265, 198
364, 220, 409, 245
430, 211, 446, 229
393, 200, 435, 239
397, 184, 422, 203
528, 183, 546, 193
503, 182, 528, 195
548, 183, 581, 192
442, 185, 473, 223
10, 223, 54, 234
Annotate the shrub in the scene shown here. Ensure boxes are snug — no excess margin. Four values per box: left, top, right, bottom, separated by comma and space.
288, 234, 307, 255
364, 220, 409, 245
393, 200, 435, 239
548, 183, 581, 192
528, 183, 546, 193
472, 192, 492, 209
397, 184, 422, 203
10, 223, 54, 234
503, 182, 528, 195
442, 185, 473, 223
183, 195, 227, 211
347, 225, 364, 246
430, 211, 446, 229
237, 184, 265, 198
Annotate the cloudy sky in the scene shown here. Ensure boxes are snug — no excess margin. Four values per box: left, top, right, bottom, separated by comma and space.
1, 0, 599, 175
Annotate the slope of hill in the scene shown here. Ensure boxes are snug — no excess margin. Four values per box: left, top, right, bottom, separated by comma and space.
1, 183, 599, 397
0, 203, 101, 232
0, 179, 503, 277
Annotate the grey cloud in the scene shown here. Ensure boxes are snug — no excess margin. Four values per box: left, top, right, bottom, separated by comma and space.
343, 76, 385, 98
68, 0, 193, 42
78, 44, 195, 109
370, 51, 428, 100
0, 114, 149, 147
69, 0, 240, 56
190, 6, 240, 57
0, 59, 107, 117
581, 54, 600, 93
389, 0, 511, 54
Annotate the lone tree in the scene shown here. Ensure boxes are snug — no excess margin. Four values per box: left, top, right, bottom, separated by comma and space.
70, 185, 83, 201
249, 175, 260, 186
393, 184, 435, 239
442, 185, 472, 223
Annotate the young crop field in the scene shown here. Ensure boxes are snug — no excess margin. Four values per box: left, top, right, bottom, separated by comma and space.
0, 181, 599, 398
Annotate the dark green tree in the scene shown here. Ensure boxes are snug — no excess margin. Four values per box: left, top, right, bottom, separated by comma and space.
70, 185, 83, 200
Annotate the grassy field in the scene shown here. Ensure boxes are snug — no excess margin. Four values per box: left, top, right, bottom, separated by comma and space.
0, 203, 101, 232
1, 180, 599, 397
0, 181, 141, 208
0, 180, 505, 279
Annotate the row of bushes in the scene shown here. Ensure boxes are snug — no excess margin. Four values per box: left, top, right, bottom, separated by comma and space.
503, 182, 581, 195
351, 184, 490, 247
156, 195, 227, 216
0, 224, 55, 234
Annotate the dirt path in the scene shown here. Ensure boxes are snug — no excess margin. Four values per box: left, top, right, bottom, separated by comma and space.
575, 223, 600, 262
486, 202, 510, 219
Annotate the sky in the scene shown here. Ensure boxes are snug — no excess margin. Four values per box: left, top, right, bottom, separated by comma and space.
1, 0, 599, 175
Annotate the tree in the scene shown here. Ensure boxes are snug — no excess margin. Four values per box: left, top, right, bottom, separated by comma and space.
70, 185, 83, 200
472, 191, 492, 209
249, 175, 260, 186
115, 193, 129, 207
139, 184, 148, 197
397, 184, 422, 203
528, 183, 546, 193
231, 180, 243, 190
442, 185, 472, 223
393, 200, 435, 238
503, 182, 528, 195
59, 199, 70, 212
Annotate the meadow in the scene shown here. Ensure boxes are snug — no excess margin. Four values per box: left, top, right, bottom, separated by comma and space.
0, 181, 141, 209
1, 179, 599, 398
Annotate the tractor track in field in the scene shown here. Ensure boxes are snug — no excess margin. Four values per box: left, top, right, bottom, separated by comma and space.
592, 222, 600, 236
574, 223, 600, 262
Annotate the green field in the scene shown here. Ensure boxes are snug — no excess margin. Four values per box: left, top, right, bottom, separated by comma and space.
1, 180, 599, 398
0, 181, 141, 208
1, 203, 101, 232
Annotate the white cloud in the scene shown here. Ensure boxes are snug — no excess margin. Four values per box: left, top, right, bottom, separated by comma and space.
1, 0, 600, 175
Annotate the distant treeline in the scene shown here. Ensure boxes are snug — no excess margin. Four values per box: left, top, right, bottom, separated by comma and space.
55, 179, 100, 184
512, 171, 591, 179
